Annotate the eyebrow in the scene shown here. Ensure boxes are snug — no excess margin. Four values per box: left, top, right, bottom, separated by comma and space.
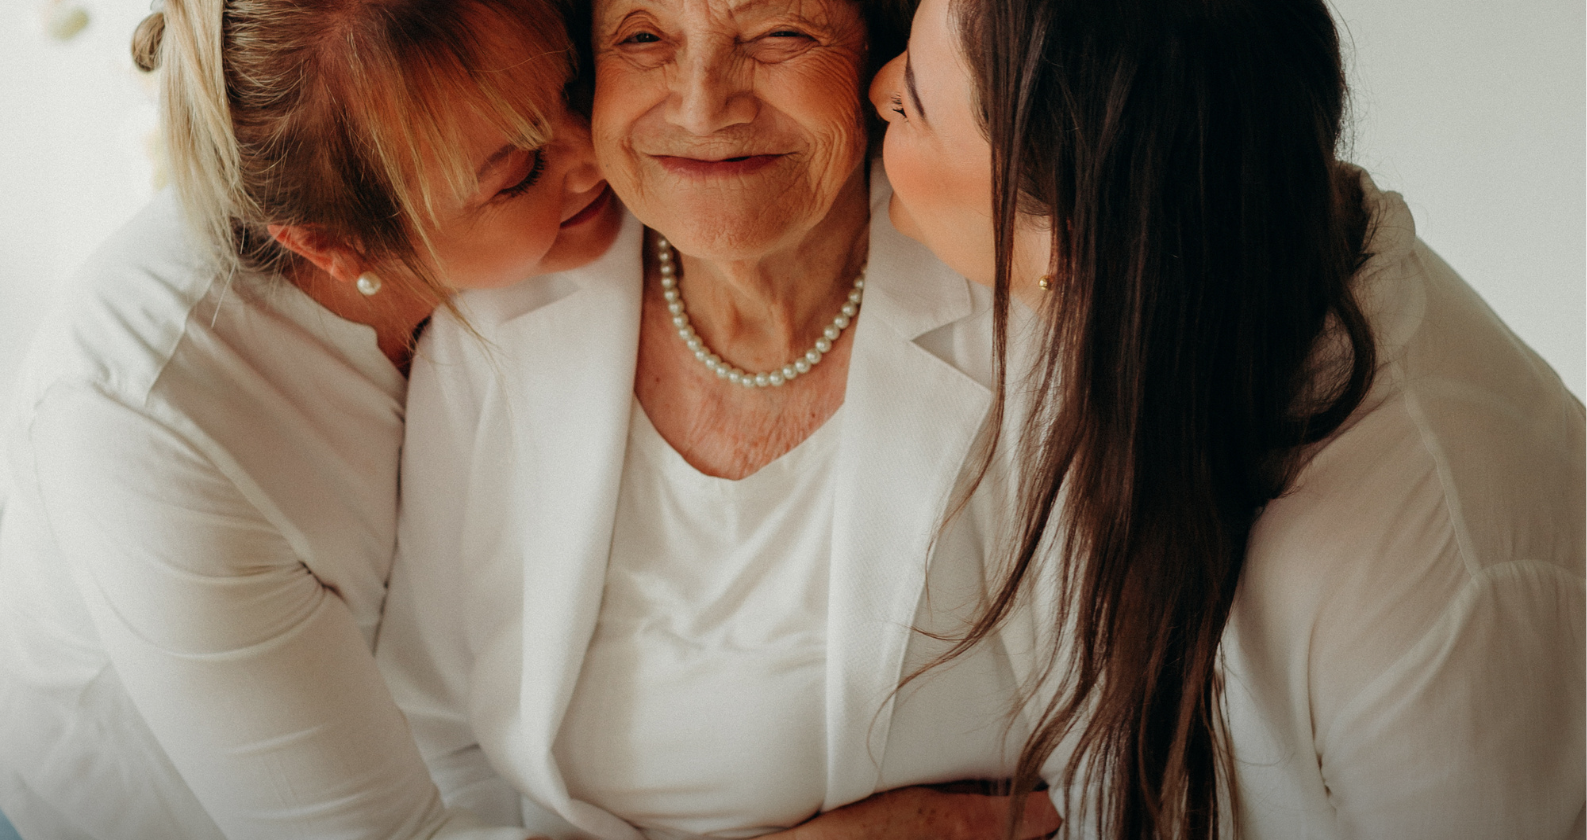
476, 143, 519, 181
904, 52, 927, 120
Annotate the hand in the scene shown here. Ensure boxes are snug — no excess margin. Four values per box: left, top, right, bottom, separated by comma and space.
774, 782, 1061, 840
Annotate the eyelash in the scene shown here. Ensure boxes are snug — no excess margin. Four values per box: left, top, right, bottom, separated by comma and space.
889, 93, 906, 117
499, 151, 547, 199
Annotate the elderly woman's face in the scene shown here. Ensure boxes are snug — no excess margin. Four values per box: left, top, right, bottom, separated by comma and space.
591, 0, 870, 260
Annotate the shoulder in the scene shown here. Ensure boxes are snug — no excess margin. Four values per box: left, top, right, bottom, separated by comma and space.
14, 191, 220, 407
8, 192, 406, 513
1284, 173, 1582, 585
1230, 170, 1584, 738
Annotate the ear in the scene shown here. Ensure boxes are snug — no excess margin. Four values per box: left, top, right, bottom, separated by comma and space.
268, 224, 365, 285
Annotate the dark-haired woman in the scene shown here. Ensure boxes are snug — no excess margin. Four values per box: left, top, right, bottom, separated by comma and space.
870, 0, 1585, 836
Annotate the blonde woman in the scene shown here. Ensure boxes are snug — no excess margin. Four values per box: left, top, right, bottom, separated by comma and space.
0, 0, 621, 837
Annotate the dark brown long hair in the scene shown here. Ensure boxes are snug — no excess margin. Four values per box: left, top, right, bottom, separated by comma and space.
943, 0, 1377, 835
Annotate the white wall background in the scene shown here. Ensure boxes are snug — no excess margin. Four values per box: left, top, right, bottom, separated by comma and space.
0, 0, 1582, 405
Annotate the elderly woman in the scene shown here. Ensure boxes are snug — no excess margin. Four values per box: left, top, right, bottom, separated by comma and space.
373, 0, 1054, 835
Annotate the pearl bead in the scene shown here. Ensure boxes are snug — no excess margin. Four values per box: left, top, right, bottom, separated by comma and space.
654, 234, 863, 389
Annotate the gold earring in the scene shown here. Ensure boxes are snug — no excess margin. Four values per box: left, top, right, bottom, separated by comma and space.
1037, 275, 1053, 291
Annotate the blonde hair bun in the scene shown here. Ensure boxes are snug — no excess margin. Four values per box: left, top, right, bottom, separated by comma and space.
132, 11, 165, 72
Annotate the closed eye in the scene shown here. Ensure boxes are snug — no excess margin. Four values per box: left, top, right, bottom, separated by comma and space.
497, 151, 546, 199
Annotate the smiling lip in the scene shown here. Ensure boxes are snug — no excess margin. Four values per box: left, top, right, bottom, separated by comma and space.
653, 154, 783, 177
561, 184, 613, 228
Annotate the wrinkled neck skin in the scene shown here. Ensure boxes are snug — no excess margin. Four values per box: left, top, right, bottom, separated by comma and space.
664, 166, 871, 372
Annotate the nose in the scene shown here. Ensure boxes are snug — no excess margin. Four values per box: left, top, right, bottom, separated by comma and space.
869, 53, 905, 121
557, 113, 606, 196
666, 40, 756, 136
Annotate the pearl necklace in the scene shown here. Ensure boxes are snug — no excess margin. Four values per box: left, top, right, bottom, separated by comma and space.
656, 235, 865, 388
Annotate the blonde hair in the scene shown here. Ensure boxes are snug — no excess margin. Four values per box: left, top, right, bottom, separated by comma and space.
132, 0, 573, 306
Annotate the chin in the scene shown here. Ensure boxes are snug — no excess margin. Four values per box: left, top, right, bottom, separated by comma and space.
886, 193, 924, 244
540, 199, 625, 275
650, 210, 799, 262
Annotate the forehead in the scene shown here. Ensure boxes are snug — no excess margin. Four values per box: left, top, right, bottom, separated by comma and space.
910, 0, 971, 85
594, 0, 861, 28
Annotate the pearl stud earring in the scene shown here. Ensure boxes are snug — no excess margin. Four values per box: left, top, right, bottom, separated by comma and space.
355, 273, 382, 296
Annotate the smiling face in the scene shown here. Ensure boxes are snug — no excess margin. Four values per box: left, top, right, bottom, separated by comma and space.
419, 100, 622, 290
388, 7, 622, 293
591, 0, 870, 262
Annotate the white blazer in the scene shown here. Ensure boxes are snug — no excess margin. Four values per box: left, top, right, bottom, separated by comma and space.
377, 171, 1028, 840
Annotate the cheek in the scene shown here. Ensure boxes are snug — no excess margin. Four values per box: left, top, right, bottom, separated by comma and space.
788, 65, 868, 157
441, 201, 563, 290
882, 129, 997, 284
881, 128, 938, 224
591, 65, 651, 164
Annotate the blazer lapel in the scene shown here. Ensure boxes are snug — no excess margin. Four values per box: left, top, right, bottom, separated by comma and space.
823, 172, 997, 807
480, 211, 648, 840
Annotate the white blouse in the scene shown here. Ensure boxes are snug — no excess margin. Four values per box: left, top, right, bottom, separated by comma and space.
554, 399, 840, 839
1029, 173, 1586, 838
0, 192, 521, 840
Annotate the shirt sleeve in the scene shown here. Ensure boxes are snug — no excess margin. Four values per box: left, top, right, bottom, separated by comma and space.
25, 382, 527, 840
1319, 560, 1585, 839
